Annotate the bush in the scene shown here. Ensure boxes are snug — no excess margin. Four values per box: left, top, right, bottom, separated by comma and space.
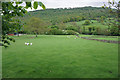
88, 27, 92, 33
110, 26, 119, 36
65, 26, 77, 32
47, 29, 79, 35
65, 30, 78, 35
47, 28, 63, 35
48, 25, 59, 29
83, 20, 90, 25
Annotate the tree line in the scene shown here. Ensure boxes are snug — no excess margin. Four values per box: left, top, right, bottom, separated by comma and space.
22, 6, 119, 36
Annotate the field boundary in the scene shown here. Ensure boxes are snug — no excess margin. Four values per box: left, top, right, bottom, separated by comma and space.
77, 35, 119, 44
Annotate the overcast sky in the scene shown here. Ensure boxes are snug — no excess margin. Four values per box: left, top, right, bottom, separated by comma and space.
26, 0, 119, 11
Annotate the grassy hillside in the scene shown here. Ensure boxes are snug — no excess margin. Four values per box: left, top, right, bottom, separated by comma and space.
66, 20, 108, 29
22, 7, 109, 24
65, 20, 109, 35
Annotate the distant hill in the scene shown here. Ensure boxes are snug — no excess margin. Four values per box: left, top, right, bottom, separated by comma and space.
19, 6, 118, 35
21, 6, 109, 24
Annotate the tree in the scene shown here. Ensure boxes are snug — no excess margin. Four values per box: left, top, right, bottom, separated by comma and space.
57, 22, 66, 30
1, 1, 45, 47
83, 20, 90, 25
28, 17, 47, 37
100, 16, 105, 24
102, 0, 120, 35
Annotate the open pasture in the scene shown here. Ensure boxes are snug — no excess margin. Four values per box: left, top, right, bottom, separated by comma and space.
2, 35, 118, 78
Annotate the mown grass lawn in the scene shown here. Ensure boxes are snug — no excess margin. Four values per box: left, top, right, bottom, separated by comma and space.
2, 35, 118, 78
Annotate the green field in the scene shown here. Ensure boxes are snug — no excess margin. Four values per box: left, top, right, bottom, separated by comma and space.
66, 20, 108, 29
79, 34, 118, 41
2, 35, 118, 78
92, 37, 118, 41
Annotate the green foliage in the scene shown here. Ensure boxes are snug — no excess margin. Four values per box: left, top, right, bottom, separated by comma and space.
102, 0, 120, 35
23, 7, 109, 25
25, 2, 31, 8
100, 16, 106, 23
2, 1, 46, 47
66, 30, 77, 35
38, 2, 46, 10
21, 6, 116, 36
65, 26, 77, 31
33, 2, 38, 9
110, 26, 119, 36
47, 28, 78, 35
83, 20, 90, 25
1, 35, 15, 48
88, 27, 92, 33
94, 27, 102, 35
47, 28, 63, 35
49, 25, 59, 29
25, 17, 48, 36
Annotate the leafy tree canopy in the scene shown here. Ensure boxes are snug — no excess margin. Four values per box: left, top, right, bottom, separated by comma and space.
1, 1, 45, 48
102, 0, 120, 35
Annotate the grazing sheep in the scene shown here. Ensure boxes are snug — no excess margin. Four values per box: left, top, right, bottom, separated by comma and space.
26, 43, 29, 45
25, 42, 33, 46
30, 43, 32, 45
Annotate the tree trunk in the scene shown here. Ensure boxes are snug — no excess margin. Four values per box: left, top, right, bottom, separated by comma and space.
17, 33, 19, 37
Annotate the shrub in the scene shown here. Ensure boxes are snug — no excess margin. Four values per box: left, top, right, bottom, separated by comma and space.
110, 26, 119, 36
47, 28, 63, 35
65, 26, 77, 32
48, 25, 59, 29
65, 30, 78, 35
88, 27, 92, 33
83, 20, 90, 25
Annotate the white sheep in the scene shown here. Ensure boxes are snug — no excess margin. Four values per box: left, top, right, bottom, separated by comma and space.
26, 43, 29, 45
30, 43, 32, 45
25, 42, 33, 46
